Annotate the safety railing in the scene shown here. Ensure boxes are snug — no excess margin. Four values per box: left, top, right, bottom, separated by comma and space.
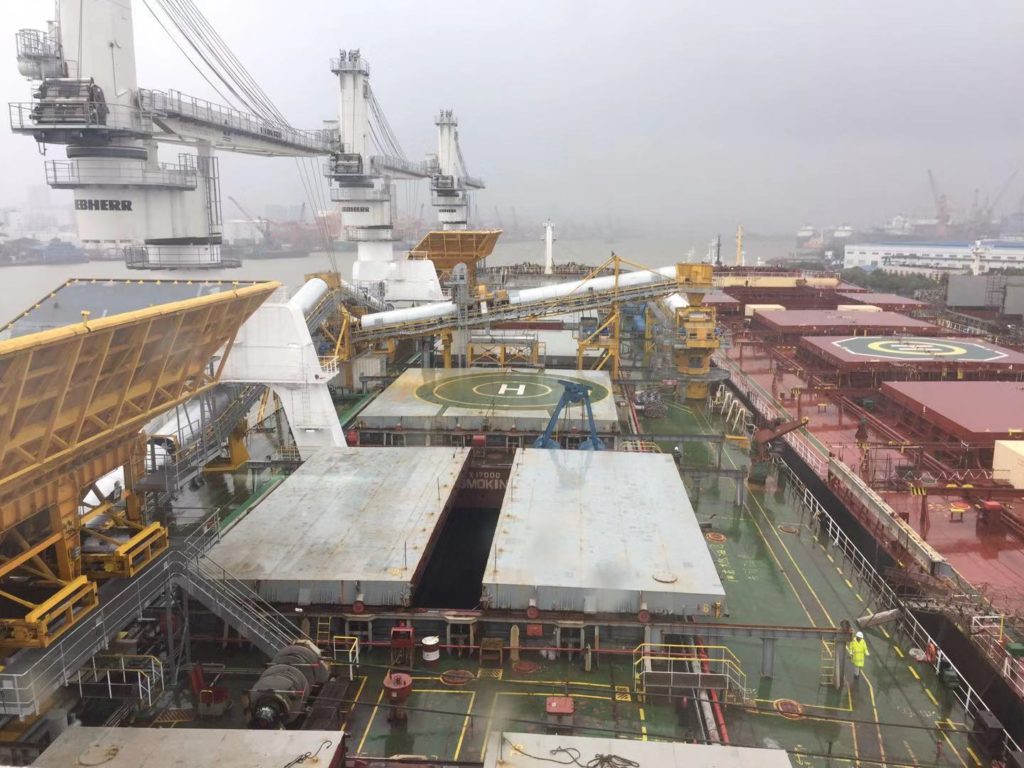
9, 101, 151, 134
330, 55, 370, 75
137, 89, 335, 153
0, 554, 175, 716
179, 515, 305, 656
632, 642, 748, 701
827, 457, 948, 577
370, 154, 431, 178
331, 636, 360, 681
45, 159, 197, 189
125, 246, 239, 270
328, 186, 392, 203
15, 29, 61, 60
969, 616, 1024, 699
73, 654, 164, 707
778, 460, 1023, 755
0, 485, 307, 716
343, 226, 396, 242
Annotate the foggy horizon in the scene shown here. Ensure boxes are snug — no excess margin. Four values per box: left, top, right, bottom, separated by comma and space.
2, 0, 1023, 237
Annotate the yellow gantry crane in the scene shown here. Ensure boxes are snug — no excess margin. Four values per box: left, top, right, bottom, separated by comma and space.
0, 282, 277, 647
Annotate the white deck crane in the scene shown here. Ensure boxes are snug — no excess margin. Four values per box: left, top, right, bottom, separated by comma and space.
430, 109, 485, 230
10, 0, 337, 269
326, 51, 440, 306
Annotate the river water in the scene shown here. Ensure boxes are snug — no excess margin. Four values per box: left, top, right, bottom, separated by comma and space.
0, 236, 791, 325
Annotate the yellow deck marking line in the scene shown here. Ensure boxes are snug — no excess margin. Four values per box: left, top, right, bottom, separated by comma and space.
344, 675, 368, 728
844, 578, 854, 589
638, 707, 646, 721
706, 407, 887, 766
893, 646, 905, 659
753, 697, 854, 713
357, 687, 386, 754
454, 691, 476, 760
965, 746, 982, 767
748, 491, 834, 626
908, 665, 920, 680
693, 406, 856, 714
742, 495, 819, 628
855, 593, 864, 602
880, 627, 891, 640
863, 672, 888, 766
480, 686, 500, 760
827, 553, 834, 562
938, 722, 969, 768
492, 691, 610, 700
502, 677, 611, 688
925, 689, 939, 706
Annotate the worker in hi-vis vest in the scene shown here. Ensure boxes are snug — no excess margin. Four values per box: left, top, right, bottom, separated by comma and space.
848, 631, 869, 679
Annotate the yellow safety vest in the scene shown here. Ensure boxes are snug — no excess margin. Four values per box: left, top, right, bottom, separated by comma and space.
848, 638, 869, 667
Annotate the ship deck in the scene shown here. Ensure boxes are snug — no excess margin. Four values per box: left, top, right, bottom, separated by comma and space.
720, 342, 1024, 615
163, 401, 991, 767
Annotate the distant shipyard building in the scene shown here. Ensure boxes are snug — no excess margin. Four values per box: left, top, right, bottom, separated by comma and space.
844, 239, 1024, 275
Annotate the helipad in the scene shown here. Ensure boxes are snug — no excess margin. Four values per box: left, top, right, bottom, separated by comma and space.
357, 368, 618, 436
833, 336, 1006, 361
799, 335, 1024, 370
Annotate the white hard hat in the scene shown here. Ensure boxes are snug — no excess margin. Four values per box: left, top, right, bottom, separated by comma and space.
855, 631, 864, 639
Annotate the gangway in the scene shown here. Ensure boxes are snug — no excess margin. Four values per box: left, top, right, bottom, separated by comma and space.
138, 89, 336, 156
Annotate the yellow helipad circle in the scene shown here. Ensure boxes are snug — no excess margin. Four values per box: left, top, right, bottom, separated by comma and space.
865, 339, 968, 357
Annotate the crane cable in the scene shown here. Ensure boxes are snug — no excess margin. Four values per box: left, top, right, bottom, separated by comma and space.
144, 0, 337, 268
163, 0, 337, 260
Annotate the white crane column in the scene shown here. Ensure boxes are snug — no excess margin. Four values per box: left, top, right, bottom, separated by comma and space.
327, 50, 442, 306
12, 0, 225, 267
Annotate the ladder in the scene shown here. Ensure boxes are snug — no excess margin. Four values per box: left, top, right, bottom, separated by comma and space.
819, 640, 837, 687
315, 616, 333, 647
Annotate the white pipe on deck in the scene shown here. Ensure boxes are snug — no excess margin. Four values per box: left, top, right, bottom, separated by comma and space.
287, 277, 330, 316
360, 301, 458, 329
509, 265, 676, 305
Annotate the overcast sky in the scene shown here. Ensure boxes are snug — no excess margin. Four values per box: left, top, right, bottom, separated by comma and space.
2, 0, 1023, 235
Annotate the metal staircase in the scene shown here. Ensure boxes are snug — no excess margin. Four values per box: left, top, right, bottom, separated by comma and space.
0, 525, 307, 716
174, 519, 305, 658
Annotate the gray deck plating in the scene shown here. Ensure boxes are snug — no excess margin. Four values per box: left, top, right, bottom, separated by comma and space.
207, 447, 470, 606
482, 449, 725, 615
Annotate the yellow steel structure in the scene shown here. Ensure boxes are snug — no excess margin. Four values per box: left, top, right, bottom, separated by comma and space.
572, 254, 663, 381
467, 336, 543, 368
0, 282, 278, 646
576, 307, 621, 379
669, 264, 717, 400
408, 229, 502, 286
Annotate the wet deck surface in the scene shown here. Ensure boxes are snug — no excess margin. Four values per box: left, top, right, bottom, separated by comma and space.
723, 343, 1024, 616
160, 395, 989, 766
